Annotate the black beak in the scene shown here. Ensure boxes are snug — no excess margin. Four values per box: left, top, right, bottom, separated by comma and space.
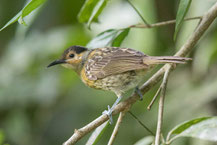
47, 59, 66, 68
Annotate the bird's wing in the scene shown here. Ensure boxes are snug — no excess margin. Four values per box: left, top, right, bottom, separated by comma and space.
85, 47, 148, 80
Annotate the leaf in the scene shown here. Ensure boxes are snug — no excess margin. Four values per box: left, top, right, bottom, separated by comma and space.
134, 136, 154, 145
86, 121, 109, 145
112, 28, 130, 47
78, 0, 99, 22
167, 117, 217, 143
78, 0, 108, 28
18, 16, 27, 26
0, 0, 46, 31
19, 0, 46, 25
174, 0, 192, 40
87, 0, 108, 29
169, 117, 210, 135
0, 12, 22, 31
21, 0, 46, 17
87, 29, 118, 48
87, 28, 130, 49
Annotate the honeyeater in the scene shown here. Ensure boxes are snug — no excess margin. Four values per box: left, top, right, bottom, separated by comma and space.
47, 45, 191, 123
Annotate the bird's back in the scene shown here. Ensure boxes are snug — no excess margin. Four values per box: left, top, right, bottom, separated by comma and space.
80, 47, 149, 93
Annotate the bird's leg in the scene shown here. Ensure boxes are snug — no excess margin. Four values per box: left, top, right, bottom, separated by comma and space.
103, 95, 123, 124
134, 86, 143, 101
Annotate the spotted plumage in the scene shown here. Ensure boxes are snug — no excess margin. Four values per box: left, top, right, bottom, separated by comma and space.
47, 45, 191, 123
80, 47, 151, 94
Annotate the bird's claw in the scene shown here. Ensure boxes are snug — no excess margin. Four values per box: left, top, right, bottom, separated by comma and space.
102, 105, 113, 124
134, 87, 143, 101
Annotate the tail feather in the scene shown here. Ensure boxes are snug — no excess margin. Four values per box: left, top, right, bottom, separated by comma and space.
143, 56, 192, 65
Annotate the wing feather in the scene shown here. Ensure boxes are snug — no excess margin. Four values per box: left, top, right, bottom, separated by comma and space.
86, 47, 148, 80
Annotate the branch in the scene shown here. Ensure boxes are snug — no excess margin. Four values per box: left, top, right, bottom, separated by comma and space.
155, 65, 171, 145
63, 3, 217, 145
147, 83, 162, 110
130, 16, 202, 28
108, 112, 125, 145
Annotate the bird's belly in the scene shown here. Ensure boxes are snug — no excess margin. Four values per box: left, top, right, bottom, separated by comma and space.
91, 70, 146, 93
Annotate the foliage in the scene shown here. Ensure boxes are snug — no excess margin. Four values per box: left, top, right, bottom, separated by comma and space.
87, 28, 130, 48
167, 117, 217, 143
0, 0, 46, 31
86, 121, 109, 145
174, 0, 192, 40
78, 0, 108, 29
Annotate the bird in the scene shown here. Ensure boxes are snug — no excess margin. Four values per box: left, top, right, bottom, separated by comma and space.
47, 45, 191, 123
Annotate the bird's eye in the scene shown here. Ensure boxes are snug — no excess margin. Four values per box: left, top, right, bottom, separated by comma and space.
69, 54, 75, 58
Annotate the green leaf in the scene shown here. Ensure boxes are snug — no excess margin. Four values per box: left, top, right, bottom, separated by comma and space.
169, 117, 210, 135
18, 16, 27, 26
87, 29, 119, 48
78, 0, 108, 28
87, 28, 130, 48
19, 0, 46, 25
0, 0, 46, 31
0, 12, 22, 31
112, 28, 130, 47
167, 117, 217, 143
86, 121, 109, 145
174, 0, 192, 40
87, 0, 108, 29
21, 0, 46, 18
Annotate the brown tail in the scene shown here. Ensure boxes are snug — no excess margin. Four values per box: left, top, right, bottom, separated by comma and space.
143, 56, 192, 65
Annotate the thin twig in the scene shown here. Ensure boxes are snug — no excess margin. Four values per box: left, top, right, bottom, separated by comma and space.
161, 134, 166, 144
155, 65, 171, 145
166, 135, 179, 145
63, 3, 217, 145
127, 0, 150, 26
128, 111, 154, 136
147, 85, 162, 110
198, 18, 203, 26
130, 16, 202, 29
108, 112, 125, 145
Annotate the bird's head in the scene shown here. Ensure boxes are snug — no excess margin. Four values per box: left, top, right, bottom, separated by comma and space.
47, 45, 89, 70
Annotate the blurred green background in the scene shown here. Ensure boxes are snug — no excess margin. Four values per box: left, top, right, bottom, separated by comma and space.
0, 0, 217, 145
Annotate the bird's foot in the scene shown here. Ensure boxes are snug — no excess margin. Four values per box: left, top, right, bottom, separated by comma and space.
102, 105, 113, 124
134, 86, 143, 101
